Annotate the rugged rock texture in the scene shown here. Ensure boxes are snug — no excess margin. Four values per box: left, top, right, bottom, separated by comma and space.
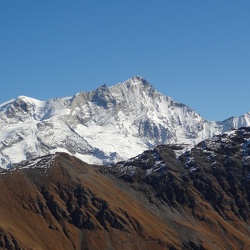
1, 76, 250, 168
0, 153, 178, 250
110, 127, 250, 249
1, 128, 250, 249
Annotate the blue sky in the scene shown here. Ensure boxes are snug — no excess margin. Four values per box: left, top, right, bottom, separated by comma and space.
0, 0, 250, 121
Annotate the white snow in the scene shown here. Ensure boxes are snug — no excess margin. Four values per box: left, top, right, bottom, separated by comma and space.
0, 76, 249, 169
0, 99, 15, 108
0, 154, 57, 175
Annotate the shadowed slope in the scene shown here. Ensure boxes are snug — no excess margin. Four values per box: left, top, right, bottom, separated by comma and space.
0, 153, 178, 249
1, 128, 250, 250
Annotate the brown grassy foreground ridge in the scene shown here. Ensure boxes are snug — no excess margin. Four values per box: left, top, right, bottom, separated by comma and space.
0, 128, 250, 249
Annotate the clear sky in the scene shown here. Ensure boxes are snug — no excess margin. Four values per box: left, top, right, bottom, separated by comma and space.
1, 0, 250, 121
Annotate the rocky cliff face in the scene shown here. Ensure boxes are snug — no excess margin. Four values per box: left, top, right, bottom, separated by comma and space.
0, 76, 250, 168
109, 127, 250, 249
1, 128, 250, 249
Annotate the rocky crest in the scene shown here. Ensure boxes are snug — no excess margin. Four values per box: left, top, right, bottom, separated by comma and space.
109, 127, 250, 249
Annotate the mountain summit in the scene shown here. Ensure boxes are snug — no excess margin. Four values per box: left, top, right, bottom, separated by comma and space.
0, 77, 250, 168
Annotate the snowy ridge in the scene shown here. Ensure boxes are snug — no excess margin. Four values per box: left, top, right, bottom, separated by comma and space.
182, 128, 250, 174
0, 154, 57, 174
0, 76, 250, 168
220, 113, 250, 132
113, 147, 168, 178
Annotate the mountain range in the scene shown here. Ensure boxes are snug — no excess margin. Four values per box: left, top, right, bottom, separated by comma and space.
0, 127, 250, 249
1, 76, 250, 249
1, 76, 250, 169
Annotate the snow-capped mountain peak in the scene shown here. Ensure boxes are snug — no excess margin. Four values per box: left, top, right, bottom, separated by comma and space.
0, 77, 250, 168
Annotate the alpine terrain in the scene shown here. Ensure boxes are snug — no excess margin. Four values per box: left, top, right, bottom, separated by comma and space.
0, 127, 250, 249
1, 76, 250, 168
